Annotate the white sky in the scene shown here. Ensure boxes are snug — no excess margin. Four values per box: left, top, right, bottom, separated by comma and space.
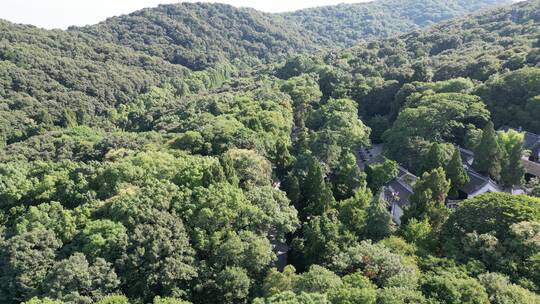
0, 0, 370, 30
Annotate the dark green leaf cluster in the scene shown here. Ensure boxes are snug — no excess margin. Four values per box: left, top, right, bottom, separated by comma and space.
1, 0, 540, 303
283, 0, 512, 48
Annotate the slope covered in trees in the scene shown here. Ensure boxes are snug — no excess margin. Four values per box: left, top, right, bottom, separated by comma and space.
276, 0, 540, 161
282, 0, 512, 48
1, 0, 540, 303
72, 3, 320, 71
73, 0, 511, 70
0, 19, 239, 147
310, 0, 540, 89
0, 0, 509, 147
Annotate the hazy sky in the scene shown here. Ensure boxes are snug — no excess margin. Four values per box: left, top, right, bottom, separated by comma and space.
0, 0, 370, 29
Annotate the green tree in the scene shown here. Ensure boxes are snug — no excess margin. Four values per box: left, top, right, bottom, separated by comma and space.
341, 272, 376, 290
402, 168, 450, 230
215, 267, 251, 304
441, 193, 540, 281
301, 155, 335, 219
294, 126, 310, 154
478, 272, 540, 304
337, 187, 372, 236
442, 193, 540, 252
0, 162, 34, 208
283, 174, 301, 205
332, 150, 365, 200
479, 67, 540, 133
294, 265, 342, 294
245, 186, 299, 241
500, 141, 525, 188
0, 229, 62, 303
507, 221, 540, 286
277, 55, 316, 79
327, 286, 376, 304
309, 98, 370, 166
299, 210, 356, 268
95, 295, 130, 304
362, 191, 395, 241
77, 219, 128, 262
411, 61, 433, 82
219, 153, 240, 186
15, 202, 77, 243
328, 272, 377, 304
117, 211, 197, 302
400, 218, 437, 253
528, 178, 540, 197
40, 253, 120, 303
421, 272, 489, 304
365, 160, 398, 193
171, 131, 206, 154
421, 143, 445, 175
262, 266, 299, 296
446, 148, 469, 198
153, 296, 192, 304
274, 139, 294, 177
224, 149, 272, 188
253, 291, 328, 304
384, 93, 490, 168
526, 253, 540, 291
61, 109, 77, 128
22, 298, 64, 304
281, 74, 322, 126
474, 122, 502, 180
367, 115, 390, 144
330, 241, 418, 288
377, 287, 428, 304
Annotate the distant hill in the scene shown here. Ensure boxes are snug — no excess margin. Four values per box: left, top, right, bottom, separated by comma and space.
301, 0, 540, 132
282, 0, 513, 47
0, 0, 511, 144
0, 20, 234, 145
322, 0, 539, 82
72, 0, 511, 70
2, 1, 540, 304
72, 3, 320, 70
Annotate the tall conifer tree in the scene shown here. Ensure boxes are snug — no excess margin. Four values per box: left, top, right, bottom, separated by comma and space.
362, 190, 395, 241
474, 122, 502, 180
421, 143, 445, 175
501, 142, 525, 188
446, 148, 469, 198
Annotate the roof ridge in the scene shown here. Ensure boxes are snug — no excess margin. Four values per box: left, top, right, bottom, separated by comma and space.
458, 146, 474, 154
466, 167, 489, 181
395, 177, 414, 193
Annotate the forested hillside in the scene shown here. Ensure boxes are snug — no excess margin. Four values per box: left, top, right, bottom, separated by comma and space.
2, 0, 540, 304
0, 0, 511, 149
0, 19, 240, 147
73, 3, 319, 71
73, 0, 511, 70
282, 0, 513, 48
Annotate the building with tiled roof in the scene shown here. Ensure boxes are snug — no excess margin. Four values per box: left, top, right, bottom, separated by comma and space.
459, 147, 474, 166
384, 176, 414, 225
461, 168, 502, 198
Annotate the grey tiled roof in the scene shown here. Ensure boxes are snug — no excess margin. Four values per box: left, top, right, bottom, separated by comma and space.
459, 147, 475, 165
531, 141, 540, 160
385, 178, 414, 208
460, 168, 501, 195
523, 132, 540, 150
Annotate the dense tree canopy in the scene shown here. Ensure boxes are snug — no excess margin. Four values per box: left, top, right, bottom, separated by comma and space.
1, 0, 540, 303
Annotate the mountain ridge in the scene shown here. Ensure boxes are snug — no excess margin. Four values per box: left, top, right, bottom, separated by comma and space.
71, 0, 513, 70
1, 1, 540, 304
